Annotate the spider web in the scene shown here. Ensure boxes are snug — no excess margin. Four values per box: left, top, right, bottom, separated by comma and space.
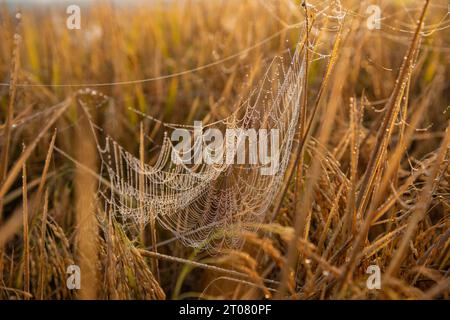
95, 2, 344, 251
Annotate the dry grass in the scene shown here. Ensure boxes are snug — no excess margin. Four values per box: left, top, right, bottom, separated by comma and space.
0, 0, 449, 300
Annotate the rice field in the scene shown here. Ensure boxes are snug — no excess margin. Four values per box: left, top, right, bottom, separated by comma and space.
0, 0, 449, 300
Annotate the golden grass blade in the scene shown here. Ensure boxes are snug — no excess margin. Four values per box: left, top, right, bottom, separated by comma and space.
356, 0, 431, 217
38, 190, 48, 300
22, 151, 30, 299
74, 102, 99, 300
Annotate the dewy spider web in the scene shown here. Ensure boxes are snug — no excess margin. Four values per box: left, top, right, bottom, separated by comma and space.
96, 2, 344, 251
